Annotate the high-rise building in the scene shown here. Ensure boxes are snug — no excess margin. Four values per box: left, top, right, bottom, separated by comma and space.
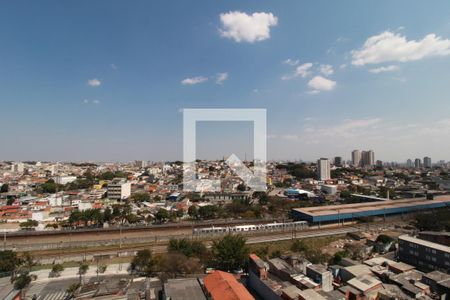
317, 158, 330, 181
376, 160, 383, 167
361, 150, 375, 167
334, 156, 342, 167
415, 158, 421, 168
424, 157, 432, 168
352, 150, 361, 167
135, 160, 148, 169
10, 162, 25, 173
406, 159, 413, 168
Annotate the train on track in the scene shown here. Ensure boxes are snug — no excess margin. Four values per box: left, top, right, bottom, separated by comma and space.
193, 220, 309, 235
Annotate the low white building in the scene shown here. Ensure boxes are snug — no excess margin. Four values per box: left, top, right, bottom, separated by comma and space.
321, 185, 338, 195
54, 176, 77, 185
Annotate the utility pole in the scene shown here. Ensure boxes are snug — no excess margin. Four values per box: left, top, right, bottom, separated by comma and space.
119, 224, 122, 249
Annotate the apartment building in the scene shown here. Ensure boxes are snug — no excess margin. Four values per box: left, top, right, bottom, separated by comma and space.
398, 234, 450, 273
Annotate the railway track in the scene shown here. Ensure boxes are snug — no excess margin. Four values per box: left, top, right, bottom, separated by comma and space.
33, 226, 361, 264
24, 223, 384, 264
3, 218, 285, 239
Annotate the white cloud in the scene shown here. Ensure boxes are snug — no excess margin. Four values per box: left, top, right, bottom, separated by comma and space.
283, 58, 299, 66
181, 76, 208, 85
87, 78, 101, 87
307, 76, 336, 93
282, 62, 313, 80
110, 64, 117, 70
83, 99, 100, 105
304, 118, 382, 139
319, 64, 334, 76
339, 64, 347, 69
216, 72, 228, 84
296, 63, 313, 78
352, 31, 450, 66
219, 11, 278, 43
369, 65, 400, 73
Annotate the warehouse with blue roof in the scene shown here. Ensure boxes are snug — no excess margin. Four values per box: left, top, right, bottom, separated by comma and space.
291, 196, 450, 224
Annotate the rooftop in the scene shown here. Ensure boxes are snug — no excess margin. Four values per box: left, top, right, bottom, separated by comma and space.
164, 278, 207, 300
399, 235, 450, 253
204, 271, 254, 300
293, 195, 450, 217
348, 275, 382, 292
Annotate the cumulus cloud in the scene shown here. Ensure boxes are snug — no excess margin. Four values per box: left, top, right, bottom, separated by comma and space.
352, 31, 450, 66
219, 11, 278, 43
216, 72, 228, 84
282, 58, 299, 66
296, 63, 313, 78
307, 76, 336, 93
181, 76, 208, 85
87, 78, 101, 87
369, 65, 400, 73
319, 64, 334, 76
282, 62, 313, 80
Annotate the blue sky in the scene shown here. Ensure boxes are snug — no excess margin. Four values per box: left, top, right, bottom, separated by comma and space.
2, 1, 450, 162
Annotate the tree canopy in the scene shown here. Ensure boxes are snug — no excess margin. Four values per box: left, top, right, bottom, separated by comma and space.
211, 234, 249, 272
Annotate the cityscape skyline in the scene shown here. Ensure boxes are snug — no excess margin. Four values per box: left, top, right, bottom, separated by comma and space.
2, 1, 450, 162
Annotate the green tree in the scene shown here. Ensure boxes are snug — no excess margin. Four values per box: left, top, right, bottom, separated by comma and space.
66, 283, 81, 298
330, 250, 350, 265
11, 252, 37, 291
130, 193, 151, 202
40, 179, 61, 194
160, 252, 202, 278
168, 238, 207, 258
198, 205, 218, 219
19, 219, 38, 230
0, 250, 21, 273
13, 271, 36, 290
188, 206, 199, 219
130, 249, 155, 276
155, 209, 169, 223
97, 264, 107, 274
103, 207, 112, 222
237, 184, 247, 192
78, 262, 89, 283
50, 264, 64, 277
291, 240, 308, 252
211, 234, 249, 272
258, 193, 269, 205
0, 184, 9, 193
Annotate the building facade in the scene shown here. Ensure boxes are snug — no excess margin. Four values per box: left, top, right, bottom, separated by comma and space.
107, 178, 131, 201
317, 158, 330, 181
398, 235, 450, 273
352, 150, 361, 167
424, 157, 432, 168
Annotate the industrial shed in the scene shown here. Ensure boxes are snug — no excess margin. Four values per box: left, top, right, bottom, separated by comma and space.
291, 196, 450, 224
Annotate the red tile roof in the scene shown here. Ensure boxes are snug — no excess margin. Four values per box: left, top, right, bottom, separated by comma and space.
204, 271, 254, 300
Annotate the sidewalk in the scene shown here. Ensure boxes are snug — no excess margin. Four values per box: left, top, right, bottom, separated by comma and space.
31, 263, 131, 282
